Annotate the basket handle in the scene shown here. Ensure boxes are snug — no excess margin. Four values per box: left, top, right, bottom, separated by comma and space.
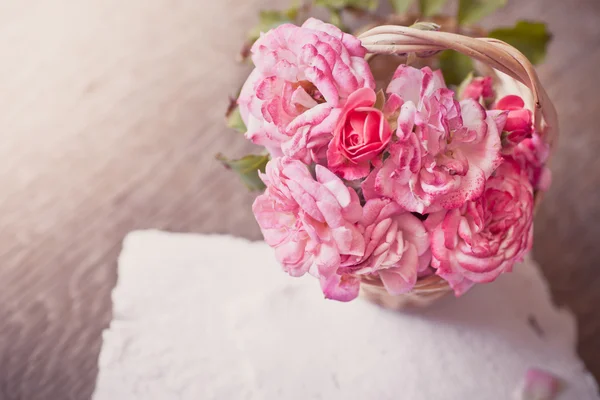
358, 25, 558, 147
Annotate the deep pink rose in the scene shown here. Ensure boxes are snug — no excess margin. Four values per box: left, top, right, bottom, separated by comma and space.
252, 157, 365, 301
362, 65, 503, 214
507, 132, 552, 191
238, 18, 375, 163
460, 76, 494, 101
326, 87, 392, 180
495, 95, 533, 148
495, 95, 550, 191
425, 161, 534, 295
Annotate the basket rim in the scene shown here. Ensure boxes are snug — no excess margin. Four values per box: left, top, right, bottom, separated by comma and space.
360, 272, 452, 294
358, 25, 558, 150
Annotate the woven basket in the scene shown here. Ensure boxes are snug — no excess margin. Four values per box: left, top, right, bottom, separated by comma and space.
356, 25, 559, 309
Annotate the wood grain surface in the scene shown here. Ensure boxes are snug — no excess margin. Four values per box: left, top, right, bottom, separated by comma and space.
0, 0, 598, 398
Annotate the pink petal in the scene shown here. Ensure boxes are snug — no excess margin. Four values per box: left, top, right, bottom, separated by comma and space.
394, 213, 430, 256
346, 87, 377, 109
285, 102, 333, 133
397, 102, 417, 140
383, 93, 404, 115
437, 269, 475, 296
504, 109, 533, 133
275, 240, 310, 276
487, 109, 508, 134
387, 65, 423, 104
437, 166, 486, 210
320, 273, 360, 302
332, 161, 371, 180
315, 165, 352, 206
315, 243, 341, 277
496, 94, 525, 111
520, 368, 562, 400
291, 86, 319, 109
378, 244, 418, 295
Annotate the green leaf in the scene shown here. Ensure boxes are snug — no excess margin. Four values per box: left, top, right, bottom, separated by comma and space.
248, 8, 298, 41
409, 21, 441, 31
239, 5, 299, 61
225, 107, 246, 133
225, 96, 246, 133
391, 0, 415, 13
315, 0, 378, 11
216, 154, 270, 191
489, 21, 551, 65
439, 50, 474, 86
328, 8, 346, 31
285, 5, 299, 20
418, 0, 447, 17
458, 0, 506, 26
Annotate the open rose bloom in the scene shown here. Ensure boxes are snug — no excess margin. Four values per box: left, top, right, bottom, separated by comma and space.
235, 19, 556, 304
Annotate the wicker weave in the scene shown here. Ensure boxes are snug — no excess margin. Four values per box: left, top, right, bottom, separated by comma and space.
356, 25, 558, 309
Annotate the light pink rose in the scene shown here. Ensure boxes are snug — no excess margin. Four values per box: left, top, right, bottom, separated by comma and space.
356, 199, 431, 294
238, 18, 375, 163
424, 161, 534, 295
362, 65, 503, 214
252, 157, 365, 301
460, 76, 494, 101
321, 199, 431, 298
495, 95, 533, 148
326, 87, 392, 180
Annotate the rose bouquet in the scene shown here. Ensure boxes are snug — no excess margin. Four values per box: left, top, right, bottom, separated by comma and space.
220, 6, 557, 307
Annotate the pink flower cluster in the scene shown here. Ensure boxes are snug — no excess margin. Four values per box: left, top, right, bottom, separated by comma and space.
239, 19, 551, 301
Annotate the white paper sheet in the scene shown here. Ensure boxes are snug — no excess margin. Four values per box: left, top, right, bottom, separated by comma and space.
93, 231, 599, 399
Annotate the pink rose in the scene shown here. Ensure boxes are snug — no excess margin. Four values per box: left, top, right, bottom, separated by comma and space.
508, 132, 552, 191
356, 199, 431, 294
238, 18, 375, 163
252, 157, 365, 301
362, 65, 503, 214
326, 87, 392, 180
460, 76, 494, 101
425, 161, 534, 295
321, 199, 431, 298
495, 96, 550, 191
495, 95, 533, 148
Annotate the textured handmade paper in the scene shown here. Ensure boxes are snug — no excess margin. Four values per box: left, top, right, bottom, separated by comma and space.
93, 231, 599, 399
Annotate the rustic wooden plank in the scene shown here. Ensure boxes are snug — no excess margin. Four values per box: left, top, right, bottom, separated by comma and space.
0, 0, 598, 398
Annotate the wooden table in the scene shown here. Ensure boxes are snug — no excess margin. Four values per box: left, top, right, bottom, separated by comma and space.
1, 0, 598, 398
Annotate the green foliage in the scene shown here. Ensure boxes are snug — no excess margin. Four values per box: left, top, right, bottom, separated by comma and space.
418, 0, 447, 17
391, 0, 415, 13
439, 50, 474, 86
458, 0, 506, 26
409, 21, 441, 31
328, 8, 346, 30
225, 107, 246, 133
317, 0, 378, 30
489, 21, 551, 65
216, 154, 270, 191
248, 8, 299, 42
315, 0, 378, 11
